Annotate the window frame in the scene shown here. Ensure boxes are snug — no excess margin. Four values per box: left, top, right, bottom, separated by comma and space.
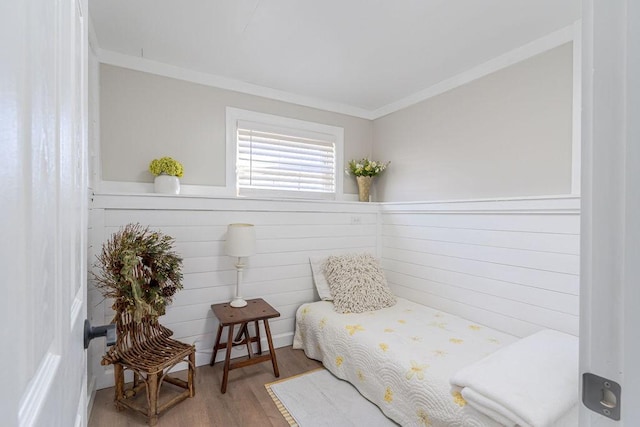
226, 107, 345, 200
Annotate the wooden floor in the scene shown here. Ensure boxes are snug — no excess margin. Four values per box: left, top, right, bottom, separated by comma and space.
89, 346, 322, 427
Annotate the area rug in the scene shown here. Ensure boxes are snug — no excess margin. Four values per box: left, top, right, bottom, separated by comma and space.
265, 368, 398, 427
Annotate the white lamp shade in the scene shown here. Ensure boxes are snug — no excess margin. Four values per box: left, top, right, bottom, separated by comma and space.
225, 223, 256, 257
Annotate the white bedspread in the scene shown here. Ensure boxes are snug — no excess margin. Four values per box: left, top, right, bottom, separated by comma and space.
450, 329, 579, 427
293, 298, 518, 427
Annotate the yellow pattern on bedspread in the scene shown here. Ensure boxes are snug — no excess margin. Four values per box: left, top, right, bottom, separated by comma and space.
293, 297, 517, 427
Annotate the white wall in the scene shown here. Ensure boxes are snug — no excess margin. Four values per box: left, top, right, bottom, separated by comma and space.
99, 64, 373, 195
372, 43, 574, 202
380, 196, 580, 338
89, 194, 378, 389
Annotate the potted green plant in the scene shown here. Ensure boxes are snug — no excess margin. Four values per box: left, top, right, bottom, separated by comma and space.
149, 156, 184, 194
93, 223, 183, 321
347, 158, 390, 202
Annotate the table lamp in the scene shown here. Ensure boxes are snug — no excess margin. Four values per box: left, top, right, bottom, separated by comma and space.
225, 223, 256, 308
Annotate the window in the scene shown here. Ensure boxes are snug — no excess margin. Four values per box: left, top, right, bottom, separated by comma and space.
226, 108, 344, 200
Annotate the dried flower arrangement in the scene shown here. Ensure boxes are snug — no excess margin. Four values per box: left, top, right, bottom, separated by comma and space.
93, 223, 183, 321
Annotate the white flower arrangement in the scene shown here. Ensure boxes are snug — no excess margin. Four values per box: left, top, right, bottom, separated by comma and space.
347, 158, 390, 177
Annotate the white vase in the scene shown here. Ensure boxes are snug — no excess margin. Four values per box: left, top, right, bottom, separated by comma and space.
154, 174, 180, 194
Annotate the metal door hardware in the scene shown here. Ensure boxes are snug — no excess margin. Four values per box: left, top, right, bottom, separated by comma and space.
83, 319, 116, 349
583, 373, 621, 420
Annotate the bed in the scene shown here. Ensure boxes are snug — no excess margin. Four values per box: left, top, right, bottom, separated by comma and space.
293, 297, 515, 426
294, 254, 579, 427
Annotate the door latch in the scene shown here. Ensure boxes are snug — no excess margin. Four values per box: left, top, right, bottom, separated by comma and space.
582, 373, 621, 420
83, 319, 116, 349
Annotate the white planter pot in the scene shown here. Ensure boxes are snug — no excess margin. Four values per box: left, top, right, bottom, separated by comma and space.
154, 175, 180, 194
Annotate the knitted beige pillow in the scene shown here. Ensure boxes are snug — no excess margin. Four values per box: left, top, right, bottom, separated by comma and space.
324, 253, 396, 313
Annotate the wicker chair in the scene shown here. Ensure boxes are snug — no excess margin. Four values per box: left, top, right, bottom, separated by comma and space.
102, 308, 195, 426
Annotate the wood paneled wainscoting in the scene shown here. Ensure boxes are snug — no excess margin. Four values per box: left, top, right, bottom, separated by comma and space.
88, 193, 378, 392
88, 193, 579, 422
379, 196, 580, 338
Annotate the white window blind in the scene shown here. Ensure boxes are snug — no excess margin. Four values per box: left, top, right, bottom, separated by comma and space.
236, 120, 337, 199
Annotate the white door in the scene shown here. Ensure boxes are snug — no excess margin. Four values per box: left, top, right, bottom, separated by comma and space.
580, 0, 640, 425
1, 0, 89, 426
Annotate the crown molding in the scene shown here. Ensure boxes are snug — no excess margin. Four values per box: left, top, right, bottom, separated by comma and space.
370, 23, 578, 119
96, 22, 579, 122
97, 49, 375, 120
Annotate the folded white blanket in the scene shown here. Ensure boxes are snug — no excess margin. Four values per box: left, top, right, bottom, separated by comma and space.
450, 329, 579, 427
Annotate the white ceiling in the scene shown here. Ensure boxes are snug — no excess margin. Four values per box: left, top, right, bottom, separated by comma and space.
89, 0, 580, 118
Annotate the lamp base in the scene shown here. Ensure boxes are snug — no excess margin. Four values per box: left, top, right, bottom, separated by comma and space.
230, 297, 247, 308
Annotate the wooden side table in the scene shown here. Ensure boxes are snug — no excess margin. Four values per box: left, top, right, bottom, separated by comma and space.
210, 298, 280, 393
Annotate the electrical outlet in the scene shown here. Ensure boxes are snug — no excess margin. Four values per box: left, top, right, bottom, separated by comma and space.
350, 216, 362, 225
